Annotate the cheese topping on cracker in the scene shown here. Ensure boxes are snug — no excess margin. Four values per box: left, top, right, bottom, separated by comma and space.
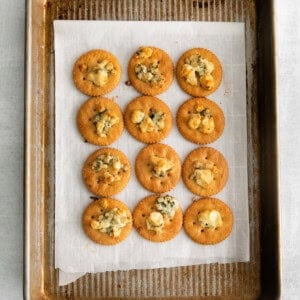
181, 54, 215, 90
150, 155, 174, 178
199, 74, 214, 90
82, 60, 116, 87
146, 211, 164, 233
131, 109, 165, 132
136, 47, 153, 58
145, 195, 179, 234
155, 195, 179, 218
198, 209, 223, 230
90, 207, 131, 237
92, 108, 120, 137
135, 61, 164, 85
187, 105, 215, 134
190, 160, 219, 188
91, 154, 128, 184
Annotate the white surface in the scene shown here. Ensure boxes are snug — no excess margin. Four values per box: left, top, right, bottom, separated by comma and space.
54, 21, 249, 283
277, 0, 300, 299
0, 0, 299, 298
0, 1, 24, 299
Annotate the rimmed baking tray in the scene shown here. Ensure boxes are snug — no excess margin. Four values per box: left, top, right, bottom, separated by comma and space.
25, 0, 280, 298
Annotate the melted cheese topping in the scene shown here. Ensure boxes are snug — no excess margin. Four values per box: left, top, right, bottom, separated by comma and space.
136, 47, 153, 58
130, 109, 165, 132
91, 154, 127, 184
190, 160, 219, 188
93, 110, 119, 137
199, 74, 214, 90
90, 208, 130, 237
82, 60, 115, 87
150, 155, 174, 178
181, 54, 215, 90
192, 169, 213, 187
187, 106, 215, 134
198, 210, 223, 230
146, 211, 164, 233
131, 110, 145, 124
155, 195, 179, 218
134, 61, 163, 85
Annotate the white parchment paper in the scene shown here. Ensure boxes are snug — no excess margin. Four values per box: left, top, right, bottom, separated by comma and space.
54, 21, 249, 286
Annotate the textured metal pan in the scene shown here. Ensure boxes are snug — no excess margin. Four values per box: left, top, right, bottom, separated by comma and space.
25, 0, 280, 298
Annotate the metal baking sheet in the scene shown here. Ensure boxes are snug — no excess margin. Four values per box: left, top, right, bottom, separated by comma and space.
24, 0, 280, 298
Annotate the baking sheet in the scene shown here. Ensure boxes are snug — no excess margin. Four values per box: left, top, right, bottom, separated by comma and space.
25, 0, 280, 298
54, 21, 249, 284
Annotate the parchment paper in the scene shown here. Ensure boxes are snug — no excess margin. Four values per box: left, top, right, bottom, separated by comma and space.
54, 21, 249, 286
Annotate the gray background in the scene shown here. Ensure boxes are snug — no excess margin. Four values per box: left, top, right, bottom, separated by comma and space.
0, 0, 299, 298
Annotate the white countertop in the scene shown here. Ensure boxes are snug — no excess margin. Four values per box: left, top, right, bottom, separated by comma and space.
0, 0, 299, 298
277, 0, 300, 297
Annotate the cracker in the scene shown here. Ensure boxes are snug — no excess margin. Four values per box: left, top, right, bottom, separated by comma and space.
183, 198, 233, 245
176, 48, 222, 97
82, 198, 132, 245
176, 97, 225, 144
132, 194, 183, 242
124, 95, 172, 144
77, 97, 124, 146
182, 147, 228, 196
128, 46, 174, 95
73, 49, 121, 96
135, 143, 181, 193
82, 148, 131, 197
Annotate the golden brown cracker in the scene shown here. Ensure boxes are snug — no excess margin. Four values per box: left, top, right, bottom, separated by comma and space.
183, 198, 233, 245
73, 49, 121, 96
182, 147, 228, 196
82, 148, 131, 197
176, 97, 225, 144
176, 48, 222, 97
132, 194, 183, 242
77, 97, 124, 146
82, 198, 132, 245
124, 95, 172, 144
135, 143, 181, 193
128, 46, 174, 95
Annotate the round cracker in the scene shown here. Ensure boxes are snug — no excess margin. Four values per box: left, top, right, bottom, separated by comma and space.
82, 198, 132, 245
135, 143, 181, 193
124, 95, 172, 144
77, 97, 124, 146
176, 48, 222, 97
82, 148, 131, 197
182, 147, 228, 196
128, 46, 174, 95
183, 198, 233, 245
73, 49, 121, 96
133, 194, 183, 242
176, 97, 225, 144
